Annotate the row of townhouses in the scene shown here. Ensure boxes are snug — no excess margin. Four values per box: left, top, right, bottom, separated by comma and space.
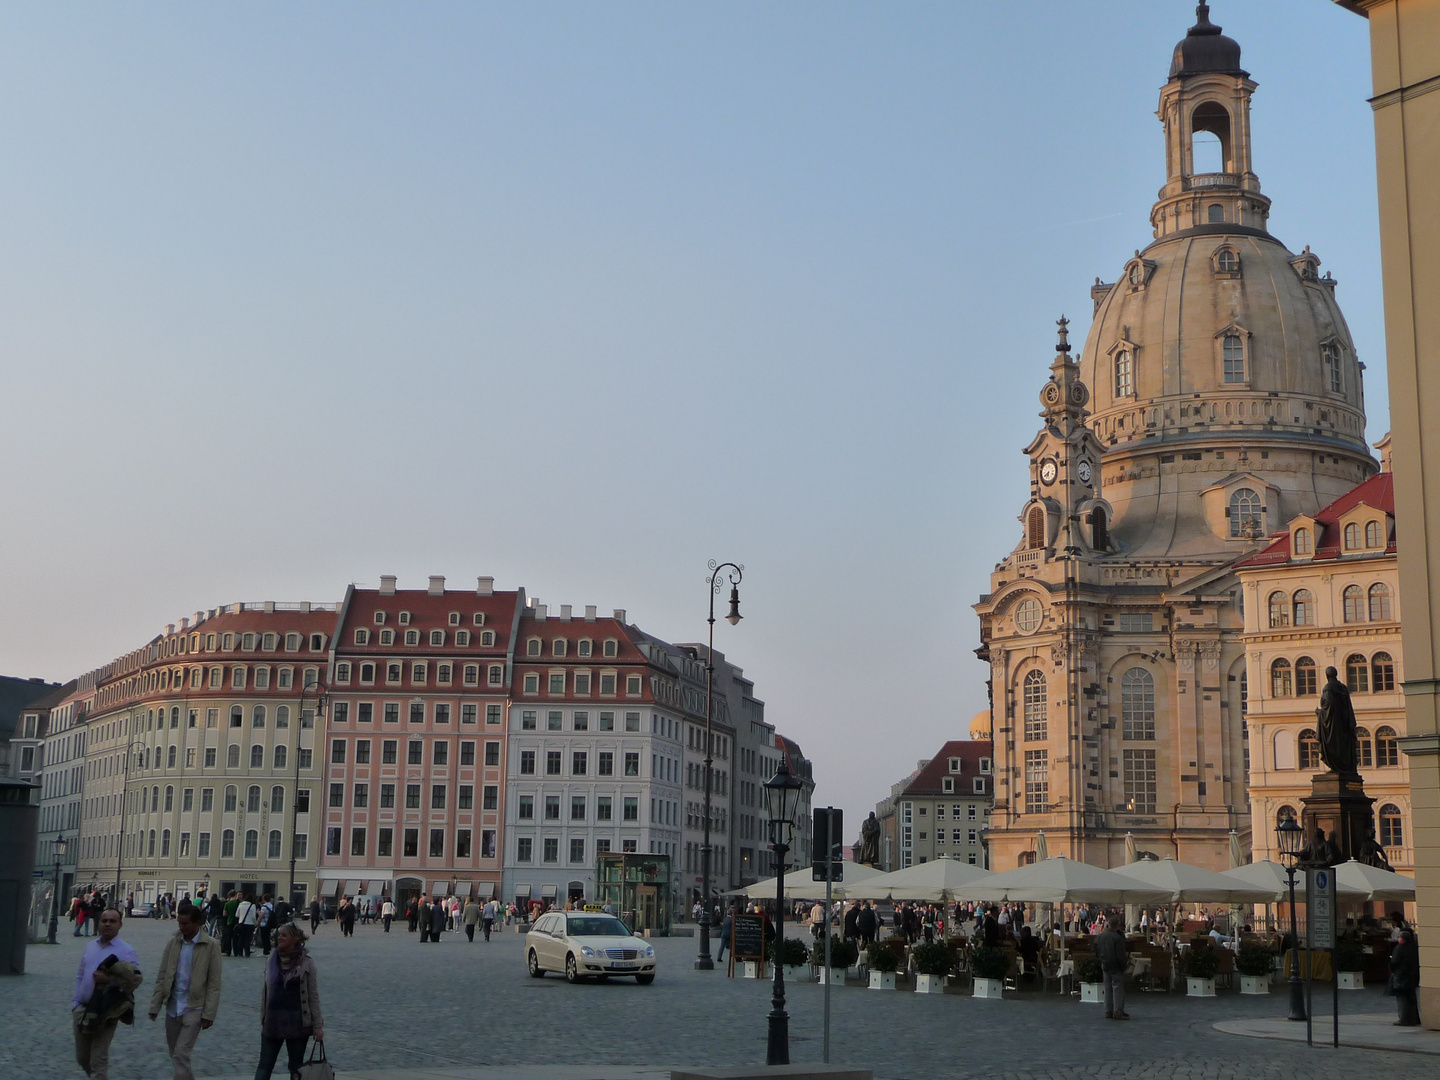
13, 575, 812, 926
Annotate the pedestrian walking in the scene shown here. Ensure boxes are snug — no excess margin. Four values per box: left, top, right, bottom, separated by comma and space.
254, 923, 325, 1080
256, 896, 275, 956
308, 898, 321, 934
1390, 927, 1421, 1026
716, 909, 733, 962
382, 898, 395, 933
463, 898, 481, 942
148, 903, 222, 1080
429, 896, 446, 942
482, 898, 497, 941
406, 900, 419, 933
72, 908, 143, 1080
233, 896, 258, 958
418, 899, 432, 943
1095, 916, 1130, 1020
205, 894, 223, 940
337, 896, 356, 938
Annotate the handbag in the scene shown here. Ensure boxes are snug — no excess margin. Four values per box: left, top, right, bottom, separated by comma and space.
296, 1039, 335, 1080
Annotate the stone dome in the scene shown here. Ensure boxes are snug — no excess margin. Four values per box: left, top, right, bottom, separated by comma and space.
1170, 3, 1245, 79
968, 710, 991, 742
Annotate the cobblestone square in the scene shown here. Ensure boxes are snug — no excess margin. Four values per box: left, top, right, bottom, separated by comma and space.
4, 919, 1435, 1080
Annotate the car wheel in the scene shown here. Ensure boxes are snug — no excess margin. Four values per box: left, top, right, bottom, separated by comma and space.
636, 973, 655, 985
528, 950, 545, 978
566, 954, 582, 983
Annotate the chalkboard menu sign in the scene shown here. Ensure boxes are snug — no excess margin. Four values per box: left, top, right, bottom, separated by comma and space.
729, 913, 767, 976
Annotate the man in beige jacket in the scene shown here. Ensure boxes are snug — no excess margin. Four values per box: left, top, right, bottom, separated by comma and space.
148, 902, 222, 1080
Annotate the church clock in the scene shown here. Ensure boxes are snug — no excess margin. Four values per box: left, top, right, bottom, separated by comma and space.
1040, 459, 1058, 485
1078, 460, 1092, 485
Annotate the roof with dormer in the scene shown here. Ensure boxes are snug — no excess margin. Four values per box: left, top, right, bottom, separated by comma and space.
1235, 471, 1395, 568
901, 739, 995, 799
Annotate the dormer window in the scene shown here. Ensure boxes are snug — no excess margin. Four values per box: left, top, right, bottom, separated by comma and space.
374, 612, 386, 625
1114, 349, 1133, 397
379, 629, 395, 646
553, 639, 567, 658
578, 639, 592, 658
448, 612, 461, 626
1229, 488, 1263, 538
948, 757, 961, 773
1321, 340, 1344, 394
1344, 523, 1360, 550
527, 638, 542, 657
980, 758, 992, 774
1293, 527, 1312, 556
942, 777, 954, 793
404, 629, 420, 646
1213, 247, 1240, 276
1222, 335, 1245, 382
398, 611, 411, 626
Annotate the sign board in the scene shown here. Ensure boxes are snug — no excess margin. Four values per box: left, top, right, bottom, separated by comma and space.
812, 807, 843, 881
1306, 866, 1336, 950
731, 913, 766, 961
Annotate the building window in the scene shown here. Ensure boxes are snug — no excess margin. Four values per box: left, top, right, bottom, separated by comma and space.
1122, 749, 1156, 813
1022, 670, 1047, 741
1344, 523, 1361, 551
517, 837, 533, 862
244, 829, 259, 858
1014, 597, 1043, 635
1294, 528, 1312, 556
382, 740, 398, 764
271, 786, 285, 812
456, 830, 472, 858
1222, 334, 1245, 383
1375, 726, 1399, 767
1026, 507, 1045, 550
570, 838, 586, 863
406, 784, 420, 809
546, 751, 562, 775
483, 785, 498, 810
625, 752, 640, 776
408, 740, 422, 764
544, 795, 560, 821
570, 795, 586, 820
1267, 591, 1290, 628
542, 838, 559, 863
1322, 341, 1343, 393
1023, 750, 1048, 813
404, 829, 418, 857
1270, 658, 1292, 697
572, 751, 587, 775
1356, 726, 1373, 768
1379, 803, 1404, 848
1366, 521, 1384, 548
1208, 203, 1225, 223
1343, 585, 1365, 623
1299, 729, 1322, 770
1216, 248, 1239, 273
429, 829, 444, 857
1229, 488, 1261, 537
1369, 583, 1393, 622
1090, 507, 1108, 550
222, 829, 236, 857
1293, 590, 1315, 627
1114, 349, 1133, 397
623, 796, 639, 821
380, 784, 395, 808
350, 828, 366, 857
1295, 656, 1318, 696
1373, 652, 1396, 692
377, 829, 392, 857
1120, 668, 1155, 740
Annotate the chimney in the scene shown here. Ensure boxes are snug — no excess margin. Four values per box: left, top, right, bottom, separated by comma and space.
299, 602, 311, 614
535, 604, 548, 622
476, 576, 494, 596
194, 611, 205, 626
613, 609, 626, 623
560, 605, 572, 621
263, 601, 275, 613
379, 575, 397, 596
428, 575, 445, 596
230, 603, 243, 614
179, 617, 189, 630
584, 605, 597, 622
166, 624, 176, 635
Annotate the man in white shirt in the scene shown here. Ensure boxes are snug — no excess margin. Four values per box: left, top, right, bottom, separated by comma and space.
148, 903, 222, 1080
483, 898, 499, 941
72, 908, 142, 1080
232, 896, 258, 958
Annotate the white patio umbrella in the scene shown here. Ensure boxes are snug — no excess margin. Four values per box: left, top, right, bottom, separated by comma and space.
1215, 859, 1367, 902
1111, 858, 1278, 905
1228, 830, 1245, 870
1035, 830, 1050, 862
738, 860, 886, 900
1333, 860, 1416, 903
835, 857, 993, 902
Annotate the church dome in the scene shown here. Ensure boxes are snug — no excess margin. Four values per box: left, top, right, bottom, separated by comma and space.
1170, 3, 1244, 79
968, 710, 991, 742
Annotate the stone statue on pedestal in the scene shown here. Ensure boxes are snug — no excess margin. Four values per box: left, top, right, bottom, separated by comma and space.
1298, 826, 1343, 868
1357, 827, 1395, 871
1316, 667, 1359, 775
858, 812, 881, 867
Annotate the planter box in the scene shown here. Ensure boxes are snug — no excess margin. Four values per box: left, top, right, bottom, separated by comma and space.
784, 965, 809, 982
1240, 975, 1270, 995
869, 970, 898, 991
1187, 977, 1217, 998
972, 977, 1005, 999
913, 973, 947, 994
1079, 981, 1104, 1004
1338, 971, 1364, 990
818, 967, 846, 985
847, 965, 863, 980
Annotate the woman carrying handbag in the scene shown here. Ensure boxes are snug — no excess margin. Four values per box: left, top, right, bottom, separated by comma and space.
255, 923, 325, 1079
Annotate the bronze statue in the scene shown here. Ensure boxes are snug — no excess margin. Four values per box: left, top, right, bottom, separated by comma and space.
858, 812, 881, 867
1316, 667, 1359, 775
1298, 826, 1343, 868
1358, 826, 1394, 872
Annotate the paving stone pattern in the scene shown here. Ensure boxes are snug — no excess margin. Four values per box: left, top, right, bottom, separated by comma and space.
2, 919, 1430, 1080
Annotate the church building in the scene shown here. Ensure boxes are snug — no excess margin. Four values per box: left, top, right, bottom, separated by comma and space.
974, 4, 1379, 872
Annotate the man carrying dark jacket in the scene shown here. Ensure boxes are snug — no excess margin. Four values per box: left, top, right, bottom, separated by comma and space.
1095, 916, 1130, 1020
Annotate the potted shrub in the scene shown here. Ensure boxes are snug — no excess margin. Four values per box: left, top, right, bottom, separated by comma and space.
867, 942, 903, 990
772, 936, 812, 982
1075, 953, 1105, 1004
1180, 938, 1219, 997
812, 935, 857, 985
910, 942, 954, 994
969, 945, 1010, 999
1334, 936, 1366, 990
1236, 941, 1274, 995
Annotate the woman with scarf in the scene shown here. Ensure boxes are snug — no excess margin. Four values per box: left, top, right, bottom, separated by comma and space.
254, 924, 324, 1080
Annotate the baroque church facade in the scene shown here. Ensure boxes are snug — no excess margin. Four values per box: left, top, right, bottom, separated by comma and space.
974, 5, 1379, 873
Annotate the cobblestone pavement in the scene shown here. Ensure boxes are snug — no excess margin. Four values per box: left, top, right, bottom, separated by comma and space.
4, 919, 1433, 1080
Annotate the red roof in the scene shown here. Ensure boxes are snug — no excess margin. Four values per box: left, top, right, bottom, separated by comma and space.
1236, 472, 1395, 568
902, 739, 995, 798
335, 587, 520, 656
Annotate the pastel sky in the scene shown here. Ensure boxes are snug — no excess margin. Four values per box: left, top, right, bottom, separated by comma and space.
0, 2, 1383, 835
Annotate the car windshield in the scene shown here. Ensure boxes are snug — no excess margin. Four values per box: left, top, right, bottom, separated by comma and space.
567, 916, 630, 937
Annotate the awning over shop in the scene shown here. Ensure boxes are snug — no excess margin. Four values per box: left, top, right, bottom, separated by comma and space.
365, 880, 388, 896
475, 881, 496, 900
343, 880, 361, 896
453, 881, 472, 897
515, 883, 532, 899
540, 884, 558, 899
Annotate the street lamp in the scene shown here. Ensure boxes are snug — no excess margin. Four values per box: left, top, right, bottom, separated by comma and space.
47, 835, 67, 944
763, 758, 806, 1067
1276, 811, 1307, 1022
696, 561, 742, 971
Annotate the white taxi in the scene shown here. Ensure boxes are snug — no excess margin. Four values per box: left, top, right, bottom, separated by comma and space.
525, 911, 657, 984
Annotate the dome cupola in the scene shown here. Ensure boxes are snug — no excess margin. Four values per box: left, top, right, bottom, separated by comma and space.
1170, 3, 1245, 79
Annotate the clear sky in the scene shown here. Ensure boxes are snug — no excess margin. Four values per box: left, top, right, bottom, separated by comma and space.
0, 2, 1383, 837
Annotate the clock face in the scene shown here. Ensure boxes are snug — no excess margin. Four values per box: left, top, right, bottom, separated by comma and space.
1078, 460, 1092, 484
1039, 459, 1058, 485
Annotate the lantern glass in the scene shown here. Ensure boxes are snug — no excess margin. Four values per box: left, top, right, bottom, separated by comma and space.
1275, 813, 1304, 860
763, 760, 804, 829
51, 836, 67, 860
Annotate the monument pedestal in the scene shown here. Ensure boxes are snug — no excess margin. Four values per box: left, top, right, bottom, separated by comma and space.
1301, 771, 1374, 861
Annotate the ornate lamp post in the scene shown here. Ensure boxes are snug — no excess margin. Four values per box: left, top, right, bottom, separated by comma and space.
696, 561, 742, 971
47, 835, 67, 944
289, 676, 326, 909
1276, 811, 1307, 1022
763, 758, 806, 1066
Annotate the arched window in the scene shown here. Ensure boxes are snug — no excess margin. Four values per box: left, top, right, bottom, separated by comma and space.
275, 706, 290, 729
151, 786, 160, 812
268, 830, 283, 858
222, 829, 235, 858
1369, 583, 1392, 622
1293, 528, 1312, 555
161, 829, 171, 857
1268, 591, 1289, 628
1222, 335, 1246, 383
226, 745, 240, 769
1239, 670, 1248, 716
1295, 657, 1318, 696
1230, 488, 1261, 537
252, 705, 265, 728
1293, 590, 1315, 627
270, 786, 285, 813
230, 706, 243, 728
1299, 729, 1322, 770
1208, 203, 1225, 223
1128, 262, 1145, 286
1114, 350, 1133, 397
244, 829, 259, 858
247, 785, 261, 813
1343, 585, 1365, 623
148, 829, 156, 857
249, 745, 264, 769
1216, 249, 1239, 274
1121, 668, 1156, 740
1275, 804, 1298, 829
1344, 523, 1360, 550
1379, 804, 1404, 848
1023, 670, 1047, 742
1375, 726, 1400, 767
224, 785, 237, 811
167, 745, 177, 768
1372, 652, 1396, 692
1321, 341, 1343, 394
1271, 658, 1293, 697
1090, 507, 1108, 550
1365, 520, 1383, 548
1356, 726, 1373, 769
1345, 653, 1369, 693
273, 745, 287, 770
1027, 506, 1046, 550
